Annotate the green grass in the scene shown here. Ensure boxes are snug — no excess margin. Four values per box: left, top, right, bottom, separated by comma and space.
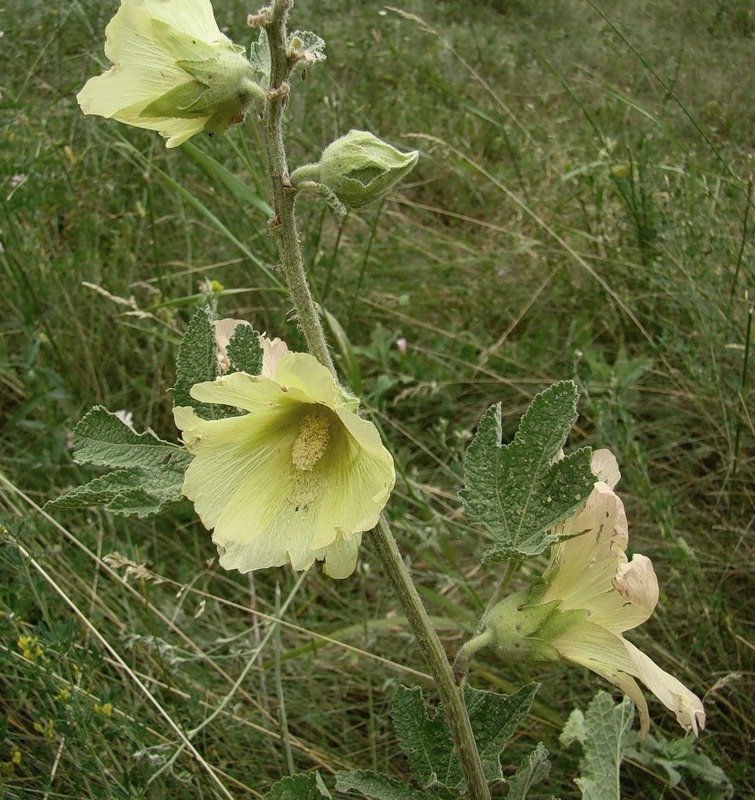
1, 0, 752, 797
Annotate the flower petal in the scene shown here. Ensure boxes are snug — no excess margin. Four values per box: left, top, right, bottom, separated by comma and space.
554, 621, 652, 737
623, 640, 706, 736
274, 352, 341, 407
556, 620, 704, 736
214, 318, 253, 373
174, 360, 395, 578
543, 483, 628, 612
260, 336, 289, 379
317, 532, 363, 579
190, 371, 295, 414
78, 0, 255, 147
106, 0, 222, 66
592, 448, 621, 488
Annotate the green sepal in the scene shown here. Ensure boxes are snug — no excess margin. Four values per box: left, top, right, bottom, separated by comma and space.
483, 581, 590, 663
460, 381, 595, 562
45, 407, 191, 518
319, 130, 418, 209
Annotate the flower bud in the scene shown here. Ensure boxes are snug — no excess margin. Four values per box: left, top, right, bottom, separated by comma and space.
318, 130, 418, 208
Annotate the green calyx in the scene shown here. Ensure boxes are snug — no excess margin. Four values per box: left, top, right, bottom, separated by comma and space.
141, 43, 262, 134
318, 130, 419, 208
481, 590, 586, 664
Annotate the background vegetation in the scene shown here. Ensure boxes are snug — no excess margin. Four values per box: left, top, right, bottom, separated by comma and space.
1, 0, 752, 797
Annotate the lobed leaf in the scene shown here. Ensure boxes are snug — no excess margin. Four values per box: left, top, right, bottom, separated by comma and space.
460, 381, 595, 561
46, 408, 191, 517
390, 683, 539, 791
335, 770, 449, 800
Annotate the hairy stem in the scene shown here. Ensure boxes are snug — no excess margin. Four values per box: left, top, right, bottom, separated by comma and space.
261, 0, 335, 374
260, 3, 490, 798
373, 519, 492, 800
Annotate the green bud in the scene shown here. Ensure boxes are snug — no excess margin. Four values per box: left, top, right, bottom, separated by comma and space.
318, 130, 418, 208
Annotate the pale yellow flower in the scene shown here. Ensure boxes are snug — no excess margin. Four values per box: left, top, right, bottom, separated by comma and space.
77, 0, 261, 148
174, 339, 395, 578
473, 450, 705, 737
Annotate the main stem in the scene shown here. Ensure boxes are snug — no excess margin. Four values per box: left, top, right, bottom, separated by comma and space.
260, 4, 490, 799
261, 0, 335, 375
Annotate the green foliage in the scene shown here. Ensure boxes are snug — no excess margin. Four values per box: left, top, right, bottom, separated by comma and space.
262, 772, 332, 799
626, 732, 734, 799
250, 29, 271, 87
506, 742, 557, 800
2, 0, 752, 796
560, 693, 635, 800
170, 306, 219, 418
336, 770, 447, 800
289, 31, 327, 67
460, 382, 595, 562
226, 323, 264, 375
337, 684, 540, 796
44, 407, 190, 517
397, 683, 538, 789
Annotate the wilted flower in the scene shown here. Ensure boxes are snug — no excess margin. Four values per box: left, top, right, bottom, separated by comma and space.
77, 0, 262, 148
174, 337, 395, 578
461, 450, 705, 737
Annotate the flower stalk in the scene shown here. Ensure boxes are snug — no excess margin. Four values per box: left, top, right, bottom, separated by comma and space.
259, 3, 490, 798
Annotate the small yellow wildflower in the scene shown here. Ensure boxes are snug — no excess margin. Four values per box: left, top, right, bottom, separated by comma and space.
174, 335, 395, 578
94, 702, 114, 717
33, 718, 55, 741
54, 688, 71, 703
17, 634, 43, 661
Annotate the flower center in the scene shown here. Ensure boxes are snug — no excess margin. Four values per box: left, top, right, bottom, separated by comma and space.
291, 408, 331, 471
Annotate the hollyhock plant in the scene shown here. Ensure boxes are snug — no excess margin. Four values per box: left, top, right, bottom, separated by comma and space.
77, 0, 262, 147
174, 336, 395, 578
459, 450, 705, 737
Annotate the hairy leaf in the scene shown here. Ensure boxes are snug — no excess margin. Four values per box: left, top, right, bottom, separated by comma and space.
170, 306, 218, 419
391, 683, 538, 790
288, 30, 326, 67
560, 692, 635, 800
46, 407, 190, 517
625, 731, 733, 798
461, 381, 594, 561
335, 770, 448, 800
226, 323, 264, 375
506, 742, 556, 800
261, 772, 331, 799
250, 29, 271, 87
